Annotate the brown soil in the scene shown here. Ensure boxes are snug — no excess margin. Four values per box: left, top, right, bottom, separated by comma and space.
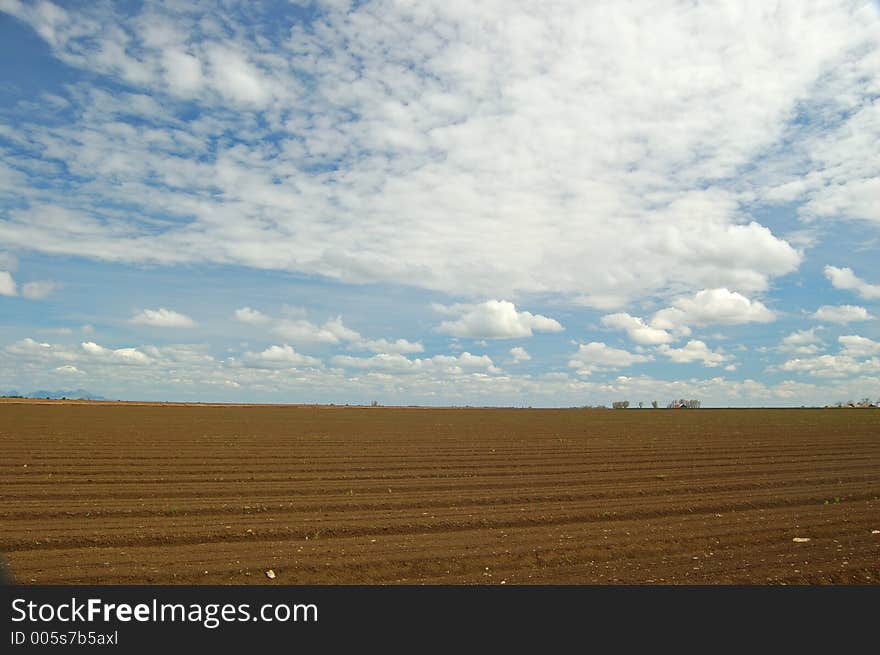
1, 402, 878, 584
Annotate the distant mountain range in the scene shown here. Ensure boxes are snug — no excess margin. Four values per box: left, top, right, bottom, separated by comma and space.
1, 389, 106, 400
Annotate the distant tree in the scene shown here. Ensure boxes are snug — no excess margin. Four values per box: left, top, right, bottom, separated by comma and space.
371, 400, 380, 407
651, 400, 659, 409
611, 400, 630, 409
667, 398, 700, 409
638, 401, 644, 409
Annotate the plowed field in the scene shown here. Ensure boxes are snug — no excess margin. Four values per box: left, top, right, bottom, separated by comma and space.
1, 401, 878, 584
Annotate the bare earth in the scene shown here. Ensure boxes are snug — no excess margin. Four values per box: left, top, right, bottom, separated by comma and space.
1, 401, 878, 584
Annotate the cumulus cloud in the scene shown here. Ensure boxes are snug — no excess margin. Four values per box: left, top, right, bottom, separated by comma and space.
778, 355, 880, 378
812, 305, 873, 324
242, 344, 321, 369
5, 332, 879, 407
131, 308, 197, 328
0, 271, 16, 296
838, 335, 880, 358
81, 341, 151, 365
21, 280, 59, 299
601, 313, 674, 345
509, 346, 531, 363
273, 316, 358, 344
568, 342, 651, 376
824, 265, 880, 300
5, 337, 76, 361
780, 328, 825, 354
272, 315, 422, 354
651, 289, 776, 331
436, 300, 563, 339
776, 332, 880, 378
658, 340, 730, 367
234, 307, 270, 325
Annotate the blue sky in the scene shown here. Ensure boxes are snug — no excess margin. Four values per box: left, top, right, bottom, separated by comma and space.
1, 0, 879, 406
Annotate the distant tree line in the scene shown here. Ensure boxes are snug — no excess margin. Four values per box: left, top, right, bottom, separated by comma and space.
667, 399, 701, 409
610, 399, 701, 409
831, 398, 878, 408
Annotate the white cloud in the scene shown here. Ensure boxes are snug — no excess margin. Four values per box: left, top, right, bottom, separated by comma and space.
142, 344, 215, 365
824, 265, 880, 300
272, 315, 422, 354
21, 280, 59, 300
436, 300, 563, 338
242, 344, 321, 369
0, 271, 16, 296
568, 342, 651, 376
781, 93, 880, 226
162, 49, 204, 96
204, 44, 270, 107
331, 351, 499, 375
7, 1, 863, 306
509, 346, 531, 363
5, 333, 880, 407
778, 355, 880, 378
81, 341, 151, 365
54, 364, 84, 375
651, 289, 775, 331
0, 273, 58, 299
812, 305, 873, 324
658, 340, 730, 367
601, 313, 674, 345
354, 338, 424, 355
838, 335, 880, 358
780, 328, 825, 354
273, 316, 355, 344
130, 308, 197, 328
782, 327, 823, 347
323, 316, 363, 343
5, 337, 76, 361
234, 307, 270, 325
